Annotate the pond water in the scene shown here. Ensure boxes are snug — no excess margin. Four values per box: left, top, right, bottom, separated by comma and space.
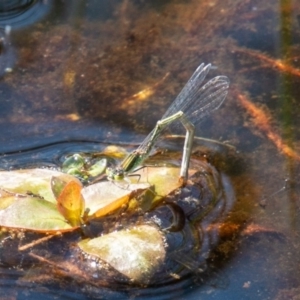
1, 0, 300, 299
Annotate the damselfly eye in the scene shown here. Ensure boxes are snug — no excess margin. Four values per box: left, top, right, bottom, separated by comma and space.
113, 168, 125, 180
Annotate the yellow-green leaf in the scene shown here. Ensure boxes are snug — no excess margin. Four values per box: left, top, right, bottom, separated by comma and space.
0, 194, 73, 232
133, 166, 196, 209
78, 225, 165, 284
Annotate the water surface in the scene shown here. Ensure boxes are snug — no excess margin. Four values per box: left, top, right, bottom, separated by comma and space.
1, 0, 300, 299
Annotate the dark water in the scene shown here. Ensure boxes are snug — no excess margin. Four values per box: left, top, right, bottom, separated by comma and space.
1, 0, 300, 299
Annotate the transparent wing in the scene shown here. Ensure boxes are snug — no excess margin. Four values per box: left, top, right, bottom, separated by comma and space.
134, 63, 229, 153
162, 63, 211, 118
168, 75, 229, 133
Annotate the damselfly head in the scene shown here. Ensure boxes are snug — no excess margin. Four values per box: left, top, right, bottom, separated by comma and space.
106, 166, 125, 181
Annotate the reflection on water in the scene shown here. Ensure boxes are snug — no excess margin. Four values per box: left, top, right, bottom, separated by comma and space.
0, 26, 16, 77
0, 0, 300, 299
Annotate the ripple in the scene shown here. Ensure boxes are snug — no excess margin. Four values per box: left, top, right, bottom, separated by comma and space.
0, 0, 53, 28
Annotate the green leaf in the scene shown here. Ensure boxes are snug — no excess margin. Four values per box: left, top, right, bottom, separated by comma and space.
0, 169, 81, 232
62, 154, 85, 174
87, 158, 107, 177
0, 194, 72, 232
0, 169, 81, 204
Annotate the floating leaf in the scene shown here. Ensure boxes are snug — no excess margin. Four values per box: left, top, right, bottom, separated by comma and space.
101, 145, 128, 159
82, 181, 151, 218
62, 154, 107, 181
0, 169, 81, 232
87, 158, 107, 177
62, 154, 85, 174
78, 225, 165, 284
0, 194, 73, 232
133, 166, 197, 210
0, 169, 80, 204
81, 167, 196, 217
55, 180, 85, 227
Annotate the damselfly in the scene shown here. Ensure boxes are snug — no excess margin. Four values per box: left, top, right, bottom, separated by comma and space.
106, 63, 229, 182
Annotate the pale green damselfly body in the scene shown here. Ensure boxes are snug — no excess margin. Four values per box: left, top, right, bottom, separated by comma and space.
106, 63, 230, 182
